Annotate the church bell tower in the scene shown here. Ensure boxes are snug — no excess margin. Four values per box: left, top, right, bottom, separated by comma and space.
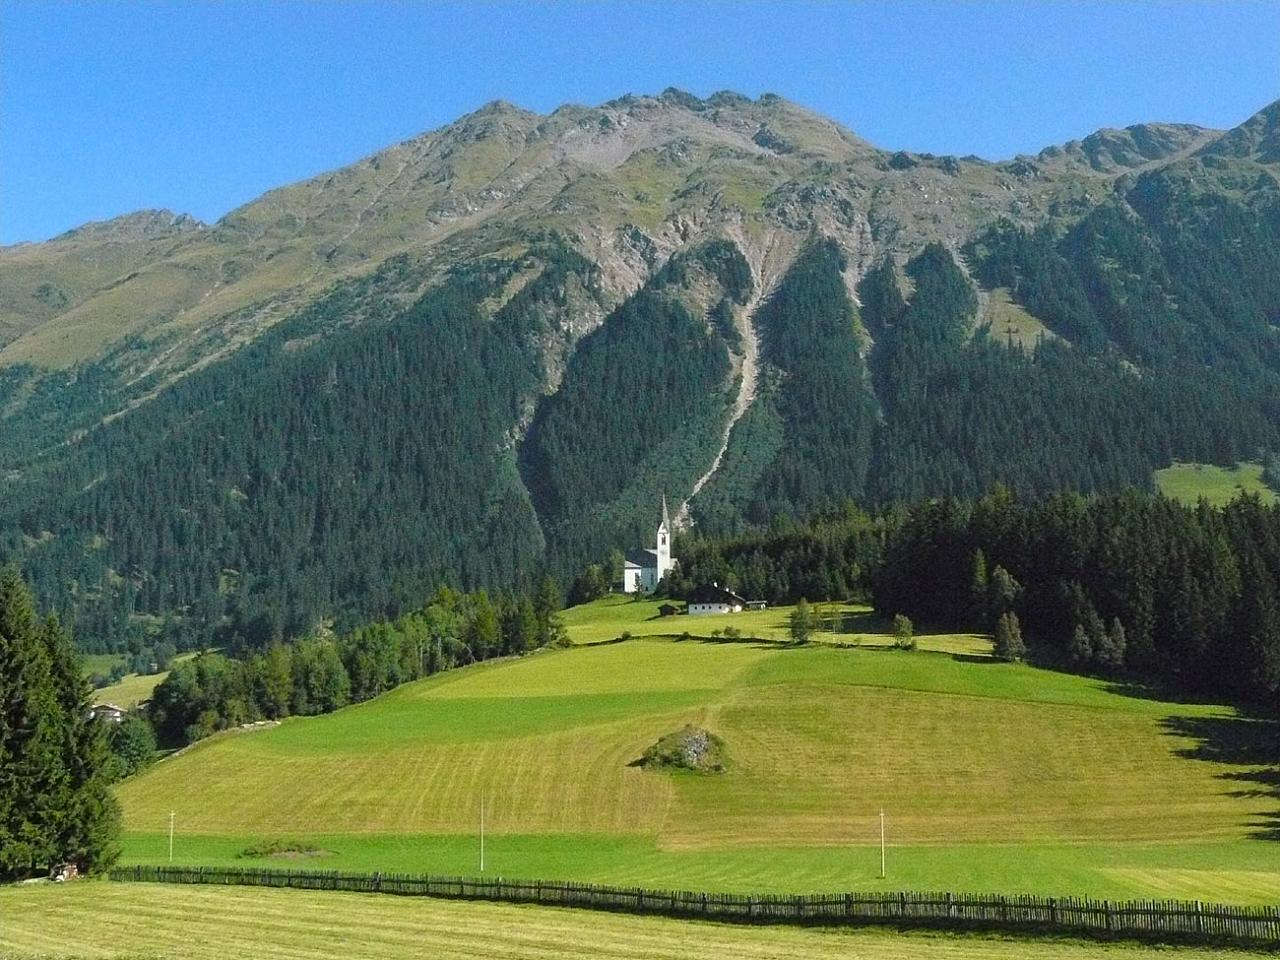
655, 494, 672, 575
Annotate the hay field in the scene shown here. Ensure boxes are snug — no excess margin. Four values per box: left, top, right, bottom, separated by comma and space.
1, 882, 1271, 960
113, 618, 1280, 903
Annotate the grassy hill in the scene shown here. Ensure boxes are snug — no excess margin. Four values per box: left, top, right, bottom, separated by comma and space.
5, 882, 1270, 960
114, 602, 1280, 904
1155, 461, 1277, 507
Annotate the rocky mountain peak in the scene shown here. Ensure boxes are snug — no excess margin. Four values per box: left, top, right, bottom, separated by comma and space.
47, 209, 205, 246
1198, 99, 1280, 164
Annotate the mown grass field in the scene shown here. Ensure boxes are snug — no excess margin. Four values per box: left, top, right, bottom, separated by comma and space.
1155, 461, 1277, 507
562, 595, 990, 654
91, 651, 201, 709
112, 599, 1280, 905
2, 882, 1273, 960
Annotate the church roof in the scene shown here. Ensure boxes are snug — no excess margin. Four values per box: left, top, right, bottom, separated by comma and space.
624, 548, 659, 569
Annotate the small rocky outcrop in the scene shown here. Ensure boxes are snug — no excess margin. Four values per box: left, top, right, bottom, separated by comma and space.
633, 725, 727, 774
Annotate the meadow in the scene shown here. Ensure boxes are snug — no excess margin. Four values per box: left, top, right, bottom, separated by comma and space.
5, 881, 1272, 960
111, 599, 1280, 905
561, 595, 990, 653
90, 650, 201, 709
1154, 461, 1277, 507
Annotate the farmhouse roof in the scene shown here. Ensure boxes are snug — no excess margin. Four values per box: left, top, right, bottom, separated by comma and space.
688, 584, 748, 605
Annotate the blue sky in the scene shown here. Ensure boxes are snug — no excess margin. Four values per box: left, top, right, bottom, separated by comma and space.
2, 1, 1277, 244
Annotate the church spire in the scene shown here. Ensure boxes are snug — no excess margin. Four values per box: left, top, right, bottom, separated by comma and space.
661, 493, 670, 531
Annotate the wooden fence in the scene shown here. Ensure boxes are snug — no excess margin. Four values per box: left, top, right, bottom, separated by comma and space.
109, 864, 1280, 947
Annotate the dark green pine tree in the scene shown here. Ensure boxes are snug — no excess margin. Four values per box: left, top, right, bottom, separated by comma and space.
41, 613, 120, 873
0, 567, 119, 879
993, 611, 1026, 662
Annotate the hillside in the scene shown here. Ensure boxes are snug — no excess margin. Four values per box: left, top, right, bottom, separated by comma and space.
1, 91, 1279, 650
114, 613, 1280, 904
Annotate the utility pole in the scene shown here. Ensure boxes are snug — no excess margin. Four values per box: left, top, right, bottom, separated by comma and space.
168, 811, 175, 863
479, 796, 485, 873
879, 809, 886, 879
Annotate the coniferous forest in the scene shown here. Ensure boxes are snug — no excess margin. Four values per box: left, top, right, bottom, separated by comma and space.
669, 490, 1280, 715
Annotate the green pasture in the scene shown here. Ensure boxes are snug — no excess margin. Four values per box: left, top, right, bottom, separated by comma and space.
562, 594, 991, 654
1155, 461, 1277, 507
90, 650, 201, 709
113, 608, 1280, 904
5, 882, 1269, 960
80, 652, 126, 678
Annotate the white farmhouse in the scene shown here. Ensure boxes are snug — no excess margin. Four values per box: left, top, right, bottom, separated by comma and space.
622, 497, 677, 593
687, 583, 749, 615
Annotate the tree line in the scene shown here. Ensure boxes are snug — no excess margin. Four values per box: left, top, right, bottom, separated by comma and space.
149, 579, 566, 746
873, 489, 1280, 711
662, 488, 1280, 713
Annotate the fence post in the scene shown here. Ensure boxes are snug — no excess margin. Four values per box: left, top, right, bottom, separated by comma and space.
1195, 901, 1203, 935
1104, 901, 1113, 932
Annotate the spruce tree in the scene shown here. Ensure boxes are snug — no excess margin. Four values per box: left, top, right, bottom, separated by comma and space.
987, 566, 1021, 622
1069, 625, 1093, 667
970, 549, 989, 625
42, 614, 120, 874
994, 611, 1026, 662
0, 568, 119, 879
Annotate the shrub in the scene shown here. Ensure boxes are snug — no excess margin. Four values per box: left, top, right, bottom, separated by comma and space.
892, 614, 915, 650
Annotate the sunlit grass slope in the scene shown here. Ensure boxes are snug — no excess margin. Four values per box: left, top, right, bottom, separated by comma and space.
91, 651, 201, 709
1155, 461, 1277, 507
562, 595, 989, 654
114, 607, 1280, 903
6, 882, 1271, 960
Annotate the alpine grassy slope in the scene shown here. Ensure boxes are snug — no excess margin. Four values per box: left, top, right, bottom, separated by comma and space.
112, 605, 1280, 905
2, 91, 1279, 652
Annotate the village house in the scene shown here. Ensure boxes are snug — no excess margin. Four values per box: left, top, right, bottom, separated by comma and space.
688, 583, 749, 615
89, 702, 126, 723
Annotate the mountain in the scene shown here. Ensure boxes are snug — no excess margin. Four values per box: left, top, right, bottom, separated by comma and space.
1, 90, 1278, 652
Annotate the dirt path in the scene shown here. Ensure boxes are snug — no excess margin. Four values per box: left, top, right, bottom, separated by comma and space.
674, 229, 798, 529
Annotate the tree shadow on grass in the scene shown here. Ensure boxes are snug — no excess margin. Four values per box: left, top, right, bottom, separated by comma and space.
1160, 713, 1280, 841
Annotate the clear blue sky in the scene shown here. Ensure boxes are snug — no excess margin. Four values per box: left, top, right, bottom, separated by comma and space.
2, 1, 1277, 244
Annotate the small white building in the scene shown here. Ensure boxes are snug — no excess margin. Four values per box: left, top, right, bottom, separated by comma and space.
687, 583, 749, 615
90, 703, 126, 724
622, 497, 677, 593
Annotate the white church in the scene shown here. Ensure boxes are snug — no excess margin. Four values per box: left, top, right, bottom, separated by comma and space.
622, 496, 677, 593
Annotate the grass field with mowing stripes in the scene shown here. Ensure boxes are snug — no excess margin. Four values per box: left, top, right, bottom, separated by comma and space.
2, 882, 1273, 960
112, 616, 1280, 903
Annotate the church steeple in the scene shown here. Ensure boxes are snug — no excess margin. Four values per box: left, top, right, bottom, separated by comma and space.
656, 493, 671, 568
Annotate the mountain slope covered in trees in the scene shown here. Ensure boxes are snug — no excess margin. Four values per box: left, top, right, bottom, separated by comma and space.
1, 91, 1278, 652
